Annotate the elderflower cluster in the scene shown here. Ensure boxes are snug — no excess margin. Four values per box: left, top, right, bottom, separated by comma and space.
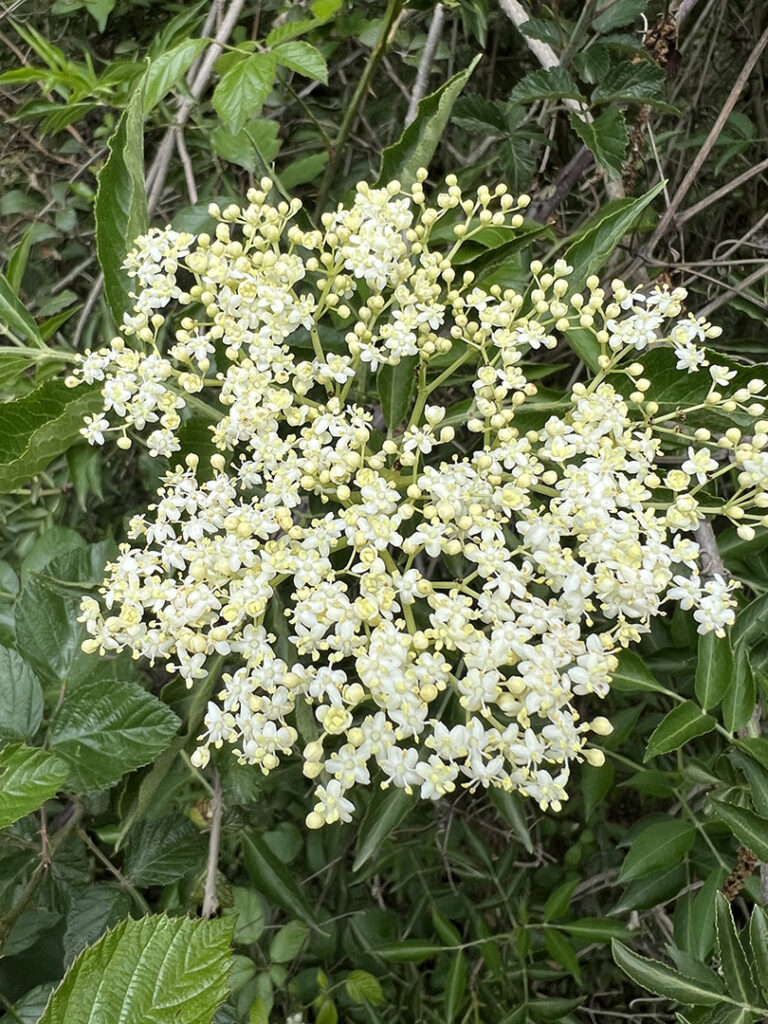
68, 172, 768, 827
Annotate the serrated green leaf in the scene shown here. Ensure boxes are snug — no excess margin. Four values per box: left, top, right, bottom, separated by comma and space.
122, 815, 206, 885
622, 815, 700, 880
0, 743, 69, 828
612, 940, 723, 1005
568, 108, 628, 180
722, 646, 755, 733
509, 67, 585, 104
0, 270, 44, 346
696, 631, 734, 710
63, 884, 133, 965
748, 907, 768, 1000
242, 833, 321, 932
49, 678, 180, 791
592, 0, 648, 32
212, 53, 275, 134
272, 40, 327, 83
0, 378, 101, 494
377, 356, 417, 430
611, 649, 665, 692
715, 892, 760, 1005
710, 799, 768, 861
144, 38, 207, 112
345, 969, 384, 1005
0, 645, 43, 742
95, 84, 147, 326
645, 701, 716, 761
592, 61, 674, 111
378, 55, 481, 190
353, 785, 415, 871
38, 914, 233, 1024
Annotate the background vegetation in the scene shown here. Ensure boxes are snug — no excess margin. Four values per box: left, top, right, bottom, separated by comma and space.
0, 1, 767, 1021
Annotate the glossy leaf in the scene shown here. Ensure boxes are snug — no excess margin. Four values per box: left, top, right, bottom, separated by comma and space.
0, 645, 44, 742
212, 53, 276, 134
715, 892, 759, 1005
722, 646, 755, 733
94, 83, 147, 326
695, 631, 734, 710
644, 702, 716, 761
610, 649, 665, 692
144, 38, 207, 112
378, 55, 481, 190
272, 41, 327, 83
612, 940, 723, 1005
345, 970, 384, 1005
0, 743, 69, 829
38, 914, 233, 1024
49, 678, 180, 791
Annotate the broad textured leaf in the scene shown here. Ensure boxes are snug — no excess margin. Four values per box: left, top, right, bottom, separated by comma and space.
212, 53, 275, 134
38, 914, 233, 1024
378, 55, 481, 190
644, 701, 716, 761
592, 0, 648, 32
0, 378, 101, 494
144, 38, 207, 112
95, 83, 147, 326
49, 678, 179, 791
452, 94, 509, 134
0, 743, 69, 828
0, 645, 43, 741
612, 940, 723, 1005
377, 357, 417, 430
611, 650, 665, 692
592, 61, 675, 112
509, 67, 585, 104
569, 108, 628, 180
695, 631, 734, 710
0, 270, 44, 346
715, 892, 759, 1005
564, 181, 665, 288
620, 819, 696, 882
710, 799, 768, 861
272, 41, 327, 83
63, 884, 133, 965
722, 646, 755, 733
122, 815, 206, 885
345, 970, 384, 1006
242, 833, 321, 931
353, 786, 415, 871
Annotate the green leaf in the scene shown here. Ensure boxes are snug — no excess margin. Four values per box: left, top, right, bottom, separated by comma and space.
619, 819, 696, 882
644, 701, 716, 761
715, 892, 760, 1005
0, 743, 69, 828
710, 799, 768, 861
353, 785, 415, 871
122, 815, 206, 885
272, 41, 327, 83
544, 928, 581, 982
229, 886, 266, 945
487, 788, 534, 852
63, 884, 133, 965
38, 914, 233, 1024
733, 592, 768, 649
559, 919, 630, 942
95, 83, 147, 327
212, 53, 276, 134
611, 650, 665, 692
592, 0, 648, 32
509, 67, 585, 104
695, 631, 734, 710
0, 377, 101, 494
242, 833, 321, 932
49, 678, 180, 791
444, 951, 468, 1022
345, 970, 384, 1006
0, 645, 44, 742
6, 226, 34, 293
378, 55, 481, 190
563, 180, 665, 288
374, 940, 446, 962
611, 940, 723, 1006
544, 880, 578, 922
722, 646, 755, 733
592, 61, 674, 112
144, 38, 207, 112
378, 356, 417, 430
210, 124, 257, 173
269, 921, 309, 963
0, 270, 44, 346
280, 151, 329, 190
748, 906, 768, 999
568, 108, 628, 181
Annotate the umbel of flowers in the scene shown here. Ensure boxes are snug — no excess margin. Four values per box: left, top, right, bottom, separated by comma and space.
67, 171, 768, 827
